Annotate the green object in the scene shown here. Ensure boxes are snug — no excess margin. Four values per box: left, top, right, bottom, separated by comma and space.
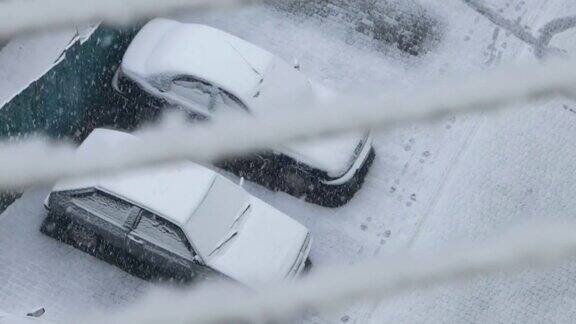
0, 24, 141, 212
0, 25, 139, 141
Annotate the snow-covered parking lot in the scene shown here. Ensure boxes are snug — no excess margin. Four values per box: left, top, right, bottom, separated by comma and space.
2, 0, 576, 322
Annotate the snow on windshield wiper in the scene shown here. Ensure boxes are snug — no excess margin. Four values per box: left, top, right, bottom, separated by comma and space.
231, 204, 250, 228
208, 204, 251, 257
209, 231, 238, 257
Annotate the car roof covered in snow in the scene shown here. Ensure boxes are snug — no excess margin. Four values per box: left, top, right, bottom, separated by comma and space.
122, 18, 273, 103
52, 129, 217, 225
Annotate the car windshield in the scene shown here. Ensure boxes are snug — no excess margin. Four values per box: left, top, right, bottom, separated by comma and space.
183, 177, 249, 258
170, 77, 248, 113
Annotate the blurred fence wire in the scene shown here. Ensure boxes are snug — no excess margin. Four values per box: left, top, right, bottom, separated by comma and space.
0, 57, 575, 189
0, 0, 257, 40
93, 221, 576, 324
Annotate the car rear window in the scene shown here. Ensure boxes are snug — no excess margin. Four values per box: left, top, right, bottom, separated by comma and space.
133, 211, 192, 259
71, 190, 132, 226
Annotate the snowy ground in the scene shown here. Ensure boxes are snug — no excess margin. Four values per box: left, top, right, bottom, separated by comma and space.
2, 0, 576, 322
0, 31, 75, 107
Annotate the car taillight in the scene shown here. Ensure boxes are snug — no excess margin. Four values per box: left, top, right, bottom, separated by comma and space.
287, 234, 311, 279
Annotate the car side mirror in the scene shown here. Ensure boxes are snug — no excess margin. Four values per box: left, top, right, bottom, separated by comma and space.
239, 177, 245, 187
293, 58, 301, 71
27, 308, 45, 318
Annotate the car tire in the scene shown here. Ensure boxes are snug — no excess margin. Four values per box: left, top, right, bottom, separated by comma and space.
40, 216, 71, 241
283, 167, 308, 198
69, 224, 100, 253
41, 218, 59, 235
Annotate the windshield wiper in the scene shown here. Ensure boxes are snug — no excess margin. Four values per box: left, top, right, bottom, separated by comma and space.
231, 204, 250, 228
208, 231, 238, 257
208, 204, 251, 257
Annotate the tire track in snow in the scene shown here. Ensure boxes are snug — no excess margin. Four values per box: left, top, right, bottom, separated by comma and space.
406, 116, 483, 248
406, 0, 552, 250
462, 0, 576, 60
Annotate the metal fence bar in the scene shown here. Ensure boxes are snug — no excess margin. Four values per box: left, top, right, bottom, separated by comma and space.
0, 58, 574, 190
0, 0, 257, 40
89, 221, 576, 324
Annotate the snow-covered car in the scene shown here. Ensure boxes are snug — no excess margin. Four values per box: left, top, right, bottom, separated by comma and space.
112, 18, 375, 207
42, 129, 312, 287
0, 308, 49, 324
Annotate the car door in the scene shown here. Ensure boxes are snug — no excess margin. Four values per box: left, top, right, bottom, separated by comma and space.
68, 189, 134, 248
158, 76, 213, 118
162, 75, 249, 117
126, 210, 196, 277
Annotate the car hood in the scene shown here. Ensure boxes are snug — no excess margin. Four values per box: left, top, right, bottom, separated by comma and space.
206, 198, 309, 287
278, 81, 367, 178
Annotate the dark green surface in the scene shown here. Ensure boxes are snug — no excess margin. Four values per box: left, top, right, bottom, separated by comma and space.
0, 191, 22, 212
0, 25, 139, 140
0, 25, 141, 212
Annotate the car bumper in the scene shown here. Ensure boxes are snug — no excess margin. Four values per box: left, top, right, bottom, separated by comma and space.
286, 233, 312, 280
304, 147, 375, 208
323, 132, 374, 186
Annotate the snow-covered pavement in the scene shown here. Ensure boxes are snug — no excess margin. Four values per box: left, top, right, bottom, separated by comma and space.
2, 0, 576, 322
0, 188, 146, 322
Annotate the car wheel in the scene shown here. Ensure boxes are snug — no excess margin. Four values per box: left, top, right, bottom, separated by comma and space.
284, 167, 308, 197
41, 219, 59, 235
40, 217, 70, 240
70, 224, 99, 252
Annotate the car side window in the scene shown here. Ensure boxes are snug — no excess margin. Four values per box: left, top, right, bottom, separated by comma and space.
133, 211, 193, 259
171, 78, 214, 110
71, 190, 132, 226
170, 76, 248, 113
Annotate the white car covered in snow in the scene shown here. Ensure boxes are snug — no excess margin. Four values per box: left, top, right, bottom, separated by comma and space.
42, 129, 312, 287
113, 18, 375, 207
